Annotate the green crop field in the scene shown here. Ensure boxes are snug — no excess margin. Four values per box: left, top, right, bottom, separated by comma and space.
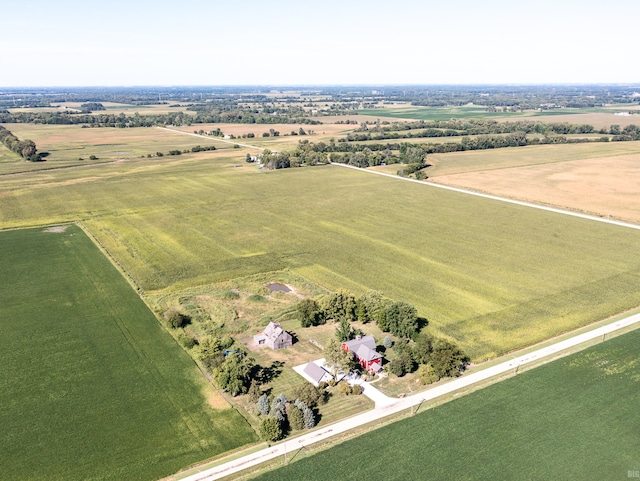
357, 105, 607, 121
2, 150, 640, 361
252, 327, 640, 481
0, 226, 257, 481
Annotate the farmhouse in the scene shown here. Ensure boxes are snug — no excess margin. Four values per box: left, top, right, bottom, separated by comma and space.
342, 335, 382, 372
253, 321, 293, 350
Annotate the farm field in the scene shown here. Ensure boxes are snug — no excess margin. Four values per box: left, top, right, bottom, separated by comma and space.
0, 226, 257, 481
251, 325, 640, 481
2, 150, 640, 360
358, 104, 640, 128
425, 142, 640, 223
2, 123, 233, 165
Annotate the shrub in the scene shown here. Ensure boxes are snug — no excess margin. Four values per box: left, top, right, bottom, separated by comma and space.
288, 405, 304, 430
383, 336, 393, 349
165, 308, 190, 328
177, 333, 196, 349
350, 384, 363, 395
257, 393, 270, 415
259, 416, 283, 442
416, 364, 439, 385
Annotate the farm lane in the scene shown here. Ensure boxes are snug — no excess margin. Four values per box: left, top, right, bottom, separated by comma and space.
178, 312, 640, 481
156, 127, 265, 151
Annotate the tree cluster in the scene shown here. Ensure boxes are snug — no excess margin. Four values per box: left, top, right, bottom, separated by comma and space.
256, 391, 319, 441
387, 334, 468, 380
0, 125, 39, 161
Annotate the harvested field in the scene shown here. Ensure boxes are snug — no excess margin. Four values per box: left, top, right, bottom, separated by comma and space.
431, 152, 640, 223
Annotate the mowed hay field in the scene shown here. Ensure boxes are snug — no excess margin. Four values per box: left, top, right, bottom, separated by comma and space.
427, 142, 640, 223
3, 151, 640, 360
252, 327, 640, 481
0, 226, 257, 481
3, 123, 233, 165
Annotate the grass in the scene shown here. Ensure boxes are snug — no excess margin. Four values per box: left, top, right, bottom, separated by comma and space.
2, 151, 640, 361
0, 225, 257, 481
250, 327, 640, 481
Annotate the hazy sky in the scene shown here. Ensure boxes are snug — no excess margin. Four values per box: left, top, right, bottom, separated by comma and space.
2, 0, 638, 86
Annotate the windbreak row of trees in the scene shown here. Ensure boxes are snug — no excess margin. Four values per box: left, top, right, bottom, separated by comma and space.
0, 125, 39, 161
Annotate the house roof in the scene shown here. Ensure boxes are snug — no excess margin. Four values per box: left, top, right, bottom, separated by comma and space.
263, 321, 289, 341
343, 335, 376, 353
355, 344, 381, 363
303, 362, 331, 383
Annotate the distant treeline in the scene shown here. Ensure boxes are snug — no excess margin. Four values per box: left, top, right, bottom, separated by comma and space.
0, 109, 322, 127
344, 119, 640, 142
0, 125, 39, 161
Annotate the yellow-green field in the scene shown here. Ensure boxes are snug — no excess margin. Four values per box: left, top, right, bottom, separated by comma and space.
3, 141, 640, 360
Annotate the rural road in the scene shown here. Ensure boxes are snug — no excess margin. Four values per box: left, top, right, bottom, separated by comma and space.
179, 312, 640, 481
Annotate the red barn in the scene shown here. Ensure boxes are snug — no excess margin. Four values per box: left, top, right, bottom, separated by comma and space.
341, 335, 382, 373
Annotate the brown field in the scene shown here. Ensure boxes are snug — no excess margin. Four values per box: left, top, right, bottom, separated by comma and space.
514, 112, 640, 130
431, 152, 640, 223
4, 124, 232, 164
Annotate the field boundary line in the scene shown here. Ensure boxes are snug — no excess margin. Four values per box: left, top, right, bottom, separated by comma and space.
330, 163, 640, 231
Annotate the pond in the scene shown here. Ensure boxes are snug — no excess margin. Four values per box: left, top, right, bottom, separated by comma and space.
267, 282, 291, 293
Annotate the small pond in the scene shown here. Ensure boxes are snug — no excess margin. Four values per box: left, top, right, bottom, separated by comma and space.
267, 282, 291, 293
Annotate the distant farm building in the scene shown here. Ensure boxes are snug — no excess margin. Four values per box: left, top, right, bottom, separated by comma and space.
254, 321, 293, 350
342, 335, 382, 372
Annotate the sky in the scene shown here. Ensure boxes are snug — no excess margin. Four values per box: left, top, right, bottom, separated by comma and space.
1, 0, 639, 87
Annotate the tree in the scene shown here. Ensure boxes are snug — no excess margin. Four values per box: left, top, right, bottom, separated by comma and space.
335, 317, 354, 342
416, 364, 439, 385
411, 333, 434, 365
292, 383, 324, 408
358, 290, 388, 325
383, 302, 419, 339
287, 405, 304, 430
213, 352, 254, 396
302, 406, 316, 429
259, 416, 283, 442
430, 339, 468, 378
321, 289, 357, 322
247, 379, 261, 403
323, 338, 354, 377
257, 393, 270, 415
164, 307, 190, 329
297, 298, 324, 327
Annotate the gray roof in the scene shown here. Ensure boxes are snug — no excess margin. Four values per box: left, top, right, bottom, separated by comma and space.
343, 335, 376, 353
355, 344, 381, 362
303, 362, 331, 383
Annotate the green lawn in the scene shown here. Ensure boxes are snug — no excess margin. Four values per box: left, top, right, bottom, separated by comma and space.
0, 226, 257, 481
252, 327, 640, 481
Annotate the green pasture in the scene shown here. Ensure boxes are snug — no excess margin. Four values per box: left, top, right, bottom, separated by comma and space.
252, 326, 640, 481
426, 141, 640, 177
357, 105, 607, 121
0, 226, 257, 481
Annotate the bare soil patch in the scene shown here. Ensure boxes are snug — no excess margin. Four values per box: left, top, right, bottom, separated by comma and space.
432, 153, 640, 223
43, 225, 69, 233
